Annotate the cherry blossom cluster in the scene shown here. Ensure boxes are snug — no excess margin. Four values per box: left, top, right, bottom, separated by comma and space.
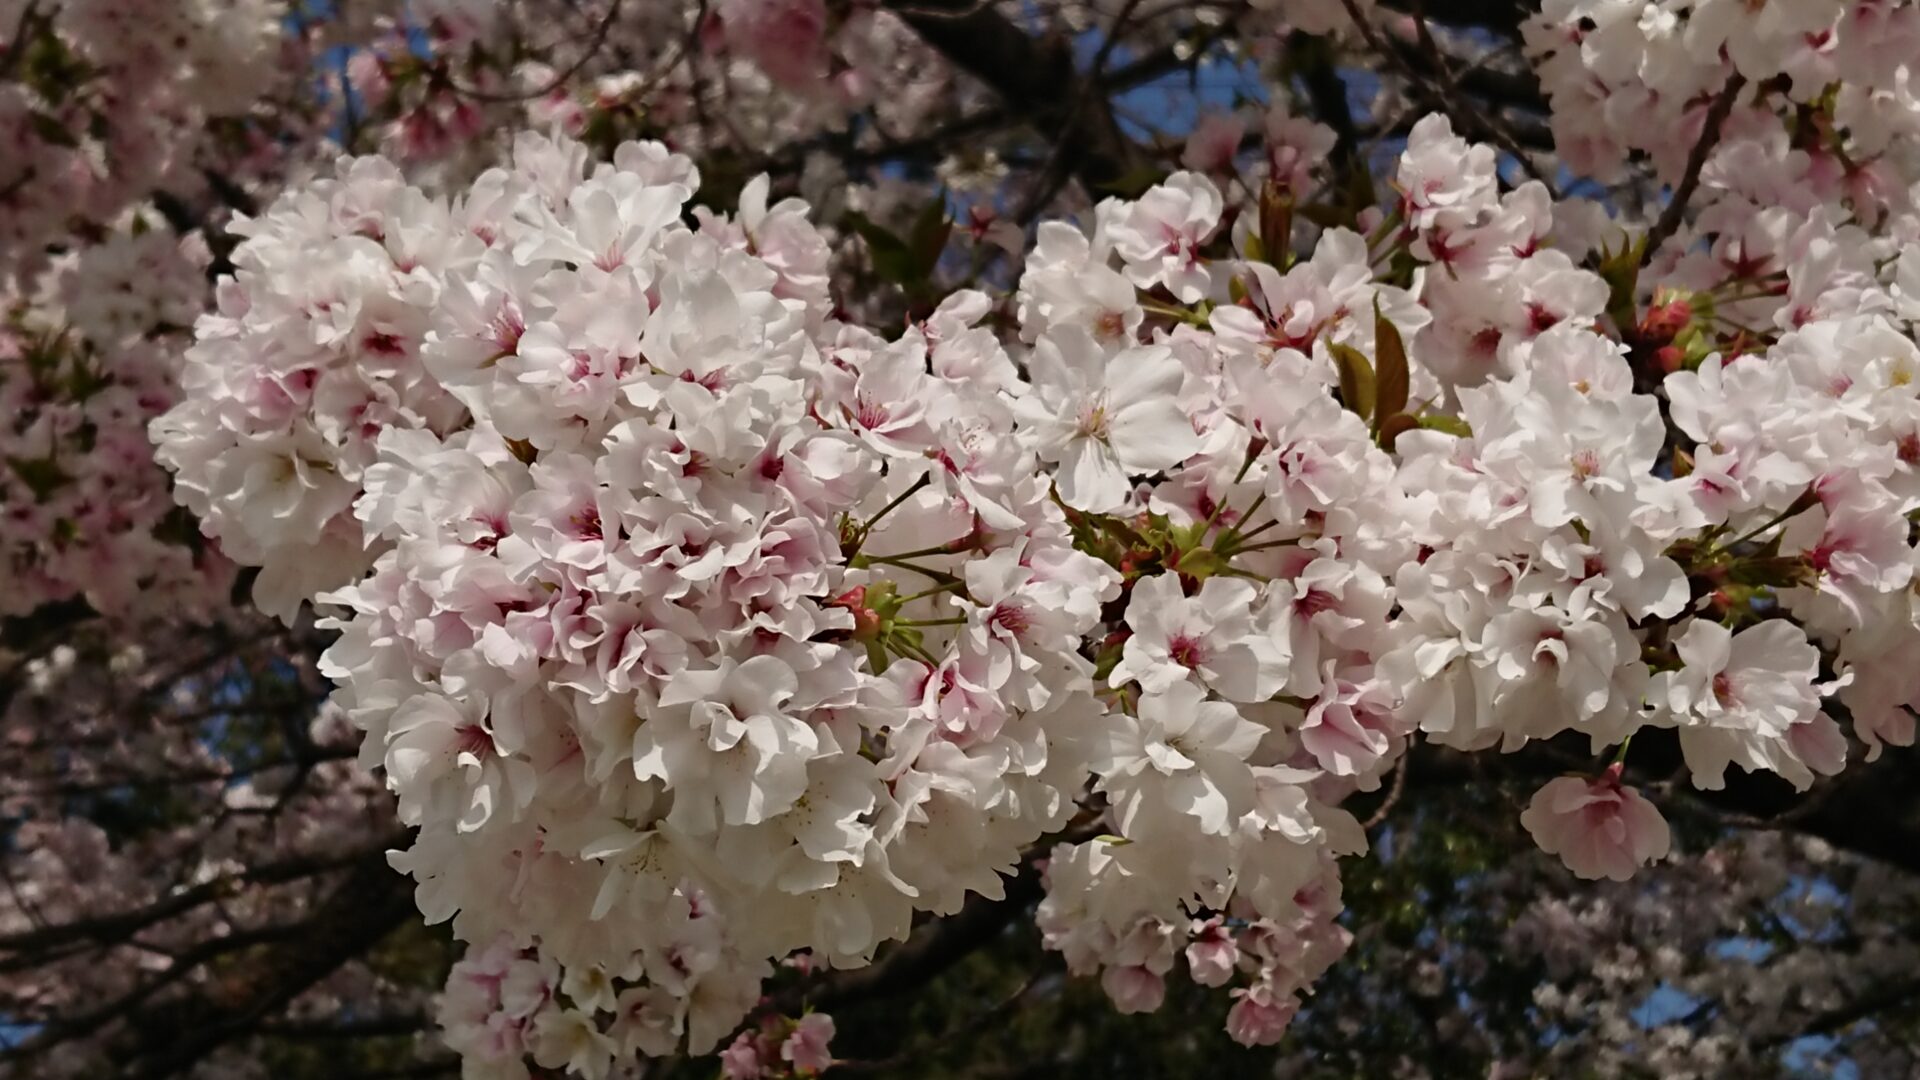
157, 129, 1118, 1074
336, 0, 954, 180
0, 217, 232, 621
150, 86, 1920, 1069
1013, 102, 1916, 1014
0, 0, 290, 278
149, 152, 472, 621
1525, 0, 1920, 224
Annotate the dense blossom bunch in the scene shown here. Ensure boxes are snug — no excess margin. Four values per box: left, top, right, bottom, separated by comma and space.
157, 130, 1107, 1073
0, 0, 291, 278
1525, 0, 1920, 194
149, 152, 472, 620
102, 0, 1920, 1064
147, 77, 1920, 1068
339, 0, 957, 187
0, 219, 232, 620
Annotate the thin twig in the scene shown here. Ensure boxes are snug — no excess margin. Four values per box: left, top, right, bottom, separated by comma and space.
830, 967, 1050, 1073
448, 0, 624, 103
1340, 0, 1558, 195
0, 0, 41, 77
888, 0, 999, 19
1364, 752, 1410, 830
1640, 73, 1747, 267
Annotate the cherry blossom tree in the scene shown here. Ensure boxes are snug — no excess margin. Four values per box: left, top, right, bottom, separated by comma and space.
7, 1, 1920, 1078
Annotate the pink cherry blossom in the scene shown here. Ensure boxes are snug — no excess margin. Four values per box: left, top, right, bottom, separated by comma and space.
1521, 771, 1673, 882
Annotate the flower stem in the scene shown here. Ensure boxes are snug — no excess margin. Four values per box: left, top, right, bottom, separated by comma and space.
848, 474, 930, 555
1710, 490, 1820, 557
899, 580, 967, 605
864, 556, 962, 584
1214, 493, 1268, 551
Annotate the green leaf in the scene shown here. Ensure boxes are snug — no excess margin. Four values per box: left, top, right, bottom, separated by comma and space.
1373, 298, 1409, 430
1376, 412, 1419, 451
28, 111, 78, 148
1329, 341, 1376, 422
1096, 166, 1169, 199
1172, 520, 1210, 554
9, 455, 71, 500
1099, 514, 1150, 551
906, 197, 952, 282
843, 211, 916, 285
1596, 235, 1646, 330
1418, 413, 1473, 438
1173, 547, 1231, 581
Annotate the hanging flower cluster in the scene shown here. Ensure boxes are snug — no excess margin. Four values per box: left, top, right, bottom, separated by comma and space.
152, 67, 1920, 1067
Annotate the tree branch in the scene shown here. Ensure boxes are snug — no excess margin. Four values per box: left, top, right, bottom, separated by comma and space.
6, 845, 420, 1078
795, 864, 1044, 1015
1640, 73, 1746, 266
0, 838, 400, 955
1411, 733, 1920, 878
1788, 976, 1920, 1043
114, 847, 417, 1077
883, 0, 1142, 194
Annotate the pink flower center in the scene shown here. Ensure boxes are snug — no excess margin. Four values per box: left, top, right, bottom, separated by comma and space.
568, 504, 604, 541
1898, 433, 1920, 465
855, 393, 891, 430
1297, 588, 1338, 617
989, 602, 1031, 636
456, 724, 494, 757
1526, 301, 1562, 334
1168, 634, 1205, 668
362, 330, 407, 357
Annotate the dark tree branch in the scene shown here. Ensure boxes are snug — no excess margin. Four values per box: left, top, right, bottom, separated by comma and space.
1412, 733, 1920, 879
0, 598, 94, 716
1103, 6, 1247, 94
1340, 0, 1558, 193
1380, 30, 1546, 119
1382, 0, 1530, 36
883, 0, 1143, 194
0, 845, 414, 1076
448, 0, 626, 102
1290, 31, 1369, 200
256, 1013, 432, 1040
1641, 74, 1747, 266
1786, 976, 1920, 1043
795, 865, 1044, 1015
111, 848, 418, 1078
774, 816, 1104, 1018
0, 838, 399, 955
